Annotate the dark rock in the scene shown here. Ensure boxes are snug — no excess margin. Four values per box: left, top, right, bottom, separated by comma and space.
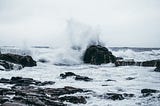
154, 67, 160, 72
142, 60, 160, 67
125, 77, 135, 80
38, 59, 49, 63
105, 79, 116, 82
59, 96, 87, 104
37, 81, 55, 86
44, 86, 84, 96
154, 61, 160, 72
60, 72, 93, 81
99, 93, 134, 100
0, 77, 88, 105
75, 75, 93, 81
115, 59, 160, 67
0, 96, 10, 104
0, 77, 54, 87
115, 59, 136, 66
83, 45, 116, 65
0, 53, 36, 67
60, 72, 76, 79
141, 89, 159, 96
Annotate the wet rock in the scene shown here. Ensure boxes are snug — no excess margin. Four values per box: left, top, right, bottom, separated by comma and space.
60, 72, 76, 79
125, 77, 135, 80
0, 53, 36, 67
83, 45, 116, 65
154, 61, 160, 72
0, 77, 55, 86
99, 93, 134, 100
38, 59, 49, 63
105, 79, 116, 82
59, 96, 87, 104
141, 89, 159, 96
154, 67, 160, 72
60, 72, 93, 81
0, 96, 10, 104
75, 75, 93, 81
115, 59, 136, 66
44, 86, 84, 96
115, 59, 160, 67
142, 60, 160, 67
0, 60, 22, 71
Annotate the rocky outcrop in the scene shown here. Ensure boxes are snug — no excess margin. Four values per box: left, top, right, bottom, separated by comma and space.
0, 77, 88, 106
0, 53, 36, 67
83, 45, 116, 65
60, 72, 93, 81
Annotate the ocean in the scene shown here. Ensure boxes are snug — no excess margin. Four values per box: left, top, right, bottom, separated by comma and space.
0, 46, 160, 106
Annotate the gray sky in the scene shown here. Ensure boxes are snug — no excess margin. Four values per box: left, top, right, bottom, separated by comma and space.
0, 0, 160, 47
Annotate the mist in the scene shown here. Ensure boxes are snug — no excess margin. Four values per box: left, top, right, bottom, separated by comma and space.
0, 0, 160, 47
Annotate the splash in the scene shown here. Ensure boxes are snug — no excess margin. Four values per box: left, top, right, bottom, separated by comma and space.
66, 19, 103, 51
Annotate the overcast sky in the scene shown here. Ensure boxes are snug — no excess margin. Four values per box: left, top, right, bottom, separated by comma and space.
0, 0, 160, 47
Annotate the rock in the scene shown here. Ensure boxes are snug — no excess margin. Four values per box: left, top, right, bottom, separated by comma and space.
125, 77, 135, 80
141, 89, 159, 96
60, 72, 93, 81
75, 75, 93, 81
154, 61, 160, 72
44, 86, 84, 96
142, 60, 160, 67
99, 93, 134, 100
83, 45, 116, 65
0, 77, 55, 87
38, 59, 49, 63
0, 96, 10, 104
154, 67, 160, 72
115, 59, 160, 67
0, 53, 36, 67
115, 59, 136, 66
59, 96, 87, 104
0, 77, 88, 105
0, 60, 23, 71
60, 72, 76, 79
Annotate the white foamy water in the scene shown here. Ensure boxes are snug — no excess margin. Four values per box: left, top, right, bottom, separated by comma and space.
0, 47, 160, 106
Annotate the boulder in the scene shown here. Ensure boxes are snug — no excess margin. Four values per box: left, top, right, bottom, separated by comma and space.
141, 89, 159, 97
0, 53, 36, 67
60, 72, 93, 81
59, 96, 87, 104
99, 93, 134, 100
83, 45, 116, 65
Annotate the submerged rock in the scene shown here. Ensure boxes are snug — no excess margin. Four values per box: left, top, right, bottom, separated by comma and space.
99, 93, 134, 100
59, 96, 87, 104
141, 89, 159, 97
0, 53, 36, 67
83, 45, 116, 65
60, 72, 93, 81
